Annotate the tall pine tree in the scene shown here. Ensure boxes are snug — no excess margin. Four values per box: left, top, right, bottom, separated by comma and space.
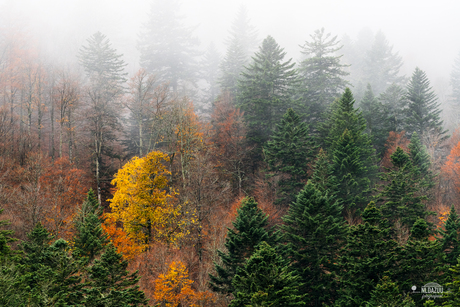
440, 205, 460, 266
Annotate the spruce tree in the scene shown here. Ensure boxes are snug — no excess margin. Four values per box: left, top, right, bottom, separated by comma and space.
237, 36, 298, 165
377, 147, 427, 229
230, 242, 305, 307
359, 83, 391, 157
323, 88, 377, 215
441, 258, 460, 306
282, 182, 345, 306
451, 51, 460, 124
310, 148, 336, 193
73, 189, 108, 265
83, 243, 148, 306
441, 205, 460, 266
365, 276, 415, 307
336, 202, 398, 307
209, 197, 274, 295
408, 132, 436, 193
378, 83, 408, 132
138, 0, 200, 91
264, 108, 316, 206
298, 28, 349, 128
405, 67, 447, 140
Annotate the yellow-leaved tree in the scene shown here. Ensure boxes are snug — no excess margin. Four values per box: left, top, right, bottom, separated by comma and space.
108, 151, 186, 251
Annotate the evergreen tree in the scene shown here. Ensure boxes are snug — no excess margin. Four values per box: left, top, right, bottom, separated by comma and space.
282, 182, 345, 306
219, 5, 258, 96
441, 205, 460, 266
209, 197, 274, 295
264, 108, 316, 206
336, 202, 398, 307
73, 189, 108, 265
359, 83, 392, 156
138, 0, 200, 91
323, 89, 377, 214
230, 242, 305, 307
237, 36, 298, 165
451, 51, 460, 124
310, 148, 336, 193
79, 31, 127, 204
298, 28, 349, 128
19, 223, 83, 305
365, 276, 415, 307
83, 243, 148, 306
408, 132, 436, 193
441, 258, 460, 306
405, 67, 447, 140
377, 147, 427, 229
378, 83, 408, 132
363, 31, 404, 95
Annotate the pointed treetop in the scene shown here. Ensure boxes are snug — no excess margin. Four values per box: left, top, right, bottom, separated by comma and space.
409, 218, 430, 240
390, 146, 410, 169
362, 202, 382, 225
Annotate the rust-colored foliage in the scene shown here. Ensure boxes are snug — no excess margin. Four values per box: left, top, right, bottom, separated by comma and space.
381, 131, 410, 168
153, 260, 216, 307
102, 214, 144, 260
441, 139, 460, 209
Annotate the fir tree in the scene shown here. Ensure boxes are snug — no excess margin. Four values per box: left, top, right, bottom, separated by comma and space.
377, 147, 427, 229
359, 83, 391, 157
441, 258, 460, 306
282, 182, 345, 306
336, 202, 398, 307
83, 243, 148, 306
73, 189, 108, 265
441, 205, 460, 266
408, 132, 436, 193
230, 242, 305, 307
323, 88, 378, 215
365, 276, 415, 307
237, 36, 298, 166
310, 148, 336, 193
298, 28, 349, 128
378, 83, 408, 132
405, 67, 447, 140
264, 108, 316, 206
209, 197, 274, 295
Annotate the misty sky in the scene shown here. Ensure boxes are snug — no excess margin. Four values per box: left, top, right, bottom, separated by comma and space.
1, 0, 459, 93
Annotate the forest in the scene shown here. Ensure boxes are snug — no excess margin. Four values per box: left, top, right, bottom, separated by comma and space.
0, 0, 460, 306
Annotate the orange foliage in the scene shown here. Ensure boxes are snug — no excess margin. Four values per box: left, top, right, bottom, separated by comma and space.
153, 260, 216, 307
381, 131, 410, 168
102, 215, 144, 260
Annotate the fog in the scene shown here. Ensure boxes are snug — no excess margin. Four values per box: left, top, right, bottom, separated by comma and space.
1, 0, 459, 105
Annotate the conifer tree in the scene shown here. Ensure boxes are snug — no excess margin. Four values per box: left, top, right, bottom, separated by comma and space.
336, 202, 398, 307
282, 182, 345, 306
365, 276, 415, 307
359, 83, 391, 156
298, 28, 349, 127
441, 258, 460, 306
237, 36, 298, 164
451, 51, 460, 124
230, 242, 305, 307
73, 189, 108, 265
408, 132, 436, 193
378, 83, 408, 132
200, 42, 221, 106
377, 147, 427, 229
323, 88, 377, 215
441, 205, 460, 266
83, 243, 148, 306
405, 67, 447, 140
310, 148, 336, 193
264, 108, 316, 206
209, 197, 274, 295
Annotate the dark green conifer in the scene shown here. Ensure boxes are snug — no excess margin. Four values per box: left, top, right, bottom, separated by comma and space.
310, 148, 336, 193
282, 182, 345, 306
365, 276, 415, 307
408, 132, 436, 193
83, 243, 148, 306
230, 242, 305, 307
209, 197, 274, 295
336, 202, 398, 307
264, 108, 316, 206
441, 205, 460, 266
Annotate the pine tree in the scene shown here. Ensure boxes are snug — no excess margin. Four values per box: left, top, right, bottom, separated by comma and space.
363, 31, 404, 95
441, 258, 460, 306
138, 0, 200, 91
408, 132, 436, 193
310, 148, 336, 193
336, 202, 398, 307
264, 108, 316, 206
441, 205, 460, 266
298, 28, 349, 128
19, 223, 83, 305
282, 182, 345, 306
377, 147, 427, 229
365, 276, 415, 307
230, 242, 305, 307
219, 5, 258, 96
73, 189, 108, 265
359, 83, 391, 157
237, 35, 298, 165
405, 67, 447, 140
83, 243, 148, 306
451, 51, 460, 124
209, 197, 274, 295
323, 88, 377, 215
